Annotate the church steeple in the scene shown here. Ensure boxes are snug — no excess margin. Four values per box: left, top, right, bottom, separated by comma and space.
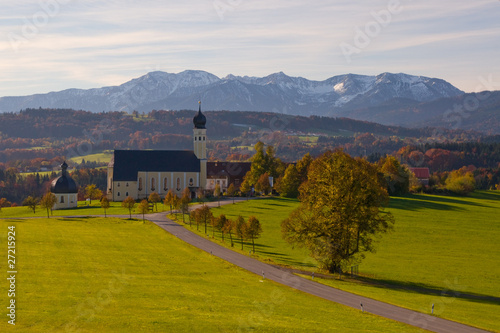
193, 101, 206, 129
193, 101, 207, 191
193, 101, 207, 160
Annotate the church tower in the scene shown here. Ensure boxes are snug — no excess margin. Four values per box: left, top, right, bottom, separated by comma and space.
193, 101, 207, 190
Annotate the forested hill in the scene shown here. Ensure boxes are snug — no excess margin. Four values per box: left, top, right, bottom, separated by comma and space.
0, 108, 477, 141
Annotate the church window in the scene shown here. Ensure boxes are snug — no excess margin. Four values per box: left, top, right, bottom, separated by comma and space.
203, 137, 205, 141
151, 177, 156, 191
164, 178, 168, 191
126, 192, 129, 196
117, 192, 121, 197
189, 178, 194, 186
199, 136, 201, 141
138, 178, 143, 191
176, 178, 181, 191
60, 196, 64, 203
194, 137, 197, 141
126, 183, 129, 187
117, 183, 120, 187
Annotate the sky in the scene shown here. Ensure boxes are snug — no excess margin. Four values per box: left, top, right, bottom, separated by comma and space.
0, 0, 499, 97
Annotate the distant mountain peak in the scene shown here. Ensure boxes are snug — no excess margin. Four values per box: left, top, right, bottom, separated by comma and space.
0, 70, 464, 120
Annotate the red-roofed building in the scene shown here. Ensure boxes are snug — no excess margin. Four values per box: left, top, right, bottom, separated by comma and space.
409, 167, 430, 186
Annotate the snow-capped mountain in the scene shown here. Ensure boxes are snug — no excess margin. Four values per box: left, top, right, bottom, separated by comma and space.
0, 70, 464, 118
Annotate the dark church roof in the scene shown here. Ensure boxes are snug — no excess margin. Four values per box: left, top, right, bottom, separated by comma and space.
110, 150, 200, 181
51, 161, 78, 194
193, 102, 206, 129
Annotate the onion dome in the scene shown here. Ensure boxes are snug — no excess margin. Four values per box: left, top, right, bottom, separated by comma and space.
50, 161, 78, 194
193, 101, 206, 129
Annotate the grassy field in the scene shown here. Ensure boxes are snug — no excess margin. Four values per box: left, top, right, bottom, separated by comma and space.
198, 192, 500, 332
19, 170, 56, 178
0, 201, 142, 218
0, 217, 422, 332
68, 151, 113, 164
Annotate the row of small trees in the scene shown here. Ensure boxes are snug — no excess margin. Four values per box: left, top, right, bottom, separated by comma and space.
189, 206, 262, 252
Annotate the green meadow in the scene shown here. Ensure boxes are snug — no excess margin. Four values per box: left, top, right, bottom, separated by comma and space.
1, 201, 136, 218
0, 217, 422, 332
68, 151, 113, 164
201, 192, 500, 332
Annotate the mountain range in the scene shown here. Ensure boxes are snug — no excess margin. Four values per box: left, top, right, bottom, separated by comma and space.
1, 70, 498, 133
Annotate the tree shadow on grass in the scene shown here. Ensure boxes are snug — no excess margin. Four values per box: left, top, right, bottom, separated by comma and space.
264, 203, 289, 207
354, 276, 500, 306
253, 244, 316, 268
409, 194, 492, 208
471, 191, 500, 202
56, 216, 95, 221
389, 197, 462, 212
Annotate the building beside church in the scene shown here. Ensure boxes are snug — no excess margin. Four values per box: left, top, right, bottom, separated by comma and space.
206, 161, 251, 192
107, 103, 208, 201
50, 161, 79, 209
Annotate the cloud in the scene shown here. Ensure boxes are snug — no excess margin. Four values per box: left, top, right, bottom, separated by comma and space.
0, 0, 498, 96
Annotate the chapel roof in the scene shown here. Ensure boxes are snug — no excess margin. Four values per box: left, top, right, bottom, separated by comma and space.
50, 161, 78, 194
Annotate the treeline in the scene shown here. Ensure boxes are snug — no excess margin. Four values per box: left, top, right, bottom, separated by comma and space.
0, 108, 498, 174
239, 142, 500, 199
0, 168, 107, 205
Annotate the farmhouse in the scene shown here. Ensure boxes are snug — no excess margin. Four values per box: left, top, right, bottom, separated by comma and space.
206, 161, 251, 193
409, 167, 430, 186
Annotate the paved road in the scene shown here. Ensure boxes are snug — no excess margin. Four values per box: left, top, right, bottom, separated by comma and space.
147, 199, 489, 333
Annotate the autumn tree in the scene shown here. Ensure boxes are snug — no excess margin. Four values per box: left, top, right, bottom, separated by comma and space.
23, 196, 39, 214
245, 216, 262, 253
194, 205, 213, 235
212, 214, 227, 240
137, 199, 150, 222
235, 215, 246, 250
148, 192, 161, 212
247, 141, 284, 186
164, 189, 175, 214
282, 150, 394, 273
240, 177, 251, 200
180, 188, 191, 223
227, 183, 236, 204
196, 187, 206, 205
278, 164, 301, 198
40, 192, 57, 218
121, 196, 136, 219
255, 173, 271, 195
445, 168, 476, 195
172, 194, 180, 216
189, 210, 197, 228
85, 184, 103, 205
214, 183, 221, 207
296, 152, 313, 180
378, 155, 411, 196
100, 196, 110, 217
223, 217, 235, 247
